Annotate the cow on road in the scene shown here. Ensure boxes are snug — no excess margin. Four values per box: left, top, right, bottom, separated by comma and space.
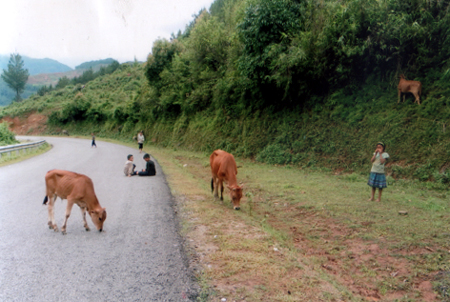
43, 169, 107, 234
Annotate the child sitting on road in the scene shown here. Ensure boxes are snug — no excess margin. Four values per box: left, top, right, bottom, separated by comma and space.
138, 153, 156, 176
368, 142, 389, 202
124, 154, 137, 177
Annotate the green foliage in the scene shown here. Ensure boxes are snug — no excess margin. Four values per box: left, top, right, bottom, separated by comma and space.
237, 0, 305, 107
256, 144, 292, 165
0, 80, 39, 106
37, 84, 53, 96
1, 53, 29, 102
56, 76, 71, 89
5, 0, 450, 188
145, 39, 183, 91
0, 122, 18, 146
72, 68, 95, 85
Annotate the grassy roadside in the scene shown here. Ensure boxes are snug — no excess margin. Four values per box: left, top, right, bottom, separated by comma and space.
143, 144, 450, 302
0, 142, 51, 167
13, 135, 448, 301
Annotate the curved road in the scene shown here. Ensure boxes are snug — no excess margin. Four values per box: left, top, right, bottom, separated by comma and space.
0, 136, 197, 301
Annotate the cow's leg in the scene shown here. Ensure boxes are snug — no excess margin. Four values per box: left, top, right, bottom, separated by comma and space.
213, 176, 219, 199
47, 194, 59, 232
80, 207, 90, 231
61, 199, 75, 235
220, 180, 224, 201
398, 90, 401, 103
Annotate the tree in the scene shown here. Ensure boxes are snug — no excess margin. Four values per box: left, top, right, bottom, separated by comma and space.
145, 38, 183, 91
1, 53, 29, 102
237, 0, 304, 108
56, 76, 70, 89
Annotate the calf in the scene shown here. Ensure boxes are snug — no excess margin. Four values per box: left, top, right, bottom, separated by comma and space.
43, 169, 106, 235
210, 150, 243, 210
398, 74, 422, 105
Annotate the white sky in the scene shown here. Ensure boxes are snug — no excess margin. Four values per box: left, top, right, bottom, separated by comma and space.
0, 0, 215, 68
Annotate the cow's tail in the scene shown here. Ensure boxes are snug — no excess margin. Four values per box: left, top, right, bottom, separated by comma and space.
43, 196, 48, 205
211, 178, 214, 193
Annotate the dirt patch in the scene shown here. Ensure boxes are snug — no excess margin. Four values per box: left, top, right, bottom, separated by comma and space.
1, 113, 48, 135
280, 204, 438, 301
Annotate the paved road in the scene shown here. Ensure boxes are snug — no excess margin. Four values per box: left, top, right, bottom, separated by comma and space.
0, 136, 197, 301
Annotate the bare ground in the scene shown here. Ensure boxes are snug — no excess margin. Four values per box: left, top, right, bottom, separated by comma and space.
1, 113, 48, 135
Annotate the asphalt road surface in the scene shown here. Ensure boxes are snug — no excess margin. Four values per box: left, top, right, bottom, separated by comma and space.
0, 136, 197, 301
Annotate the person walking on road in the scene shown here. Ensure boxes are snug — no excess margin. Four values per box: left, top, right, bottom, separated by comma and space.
91, 133, 97, 148
137, 131, 145, 153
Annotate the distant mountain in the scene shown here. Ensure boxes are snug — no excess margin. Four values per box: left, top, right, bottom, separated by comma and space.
0, 55, 73, 75
0, 56, 119, 106
75, 58, 116, 70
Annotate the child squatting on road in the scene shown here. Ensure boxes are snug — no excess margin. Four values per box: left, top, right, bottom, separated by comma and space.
124, 154, 137, 177
368, 142, 390, 202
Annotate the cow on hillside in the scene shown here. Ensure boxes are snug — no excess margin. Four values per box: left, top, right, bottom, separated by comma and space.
398, 74, 422, 105
43, 169, 107, 235
210, 150, 243, 210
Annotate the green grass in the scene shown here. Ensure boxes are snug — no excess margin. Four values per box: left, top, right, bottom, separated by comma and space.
135, 143, 449, 301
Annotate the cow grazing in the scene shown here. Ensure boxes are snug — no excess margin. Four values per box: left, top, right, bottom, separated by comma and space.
398, 74, 422, 105
43, 169, 106, 235
210, 150, 243, 210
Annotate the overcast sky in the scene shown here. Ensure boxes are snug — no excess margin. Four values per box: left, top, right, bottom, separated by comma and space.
0, 0, 215, 68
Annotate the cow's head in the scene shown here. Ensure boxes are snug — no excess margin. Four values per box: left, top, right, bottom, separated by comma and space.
227, 185, 243, 210
89, 208, 107, 232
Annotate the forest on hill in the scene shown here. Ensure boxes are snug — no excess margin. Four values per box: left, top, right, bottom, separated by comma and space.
3, 0, 450, 185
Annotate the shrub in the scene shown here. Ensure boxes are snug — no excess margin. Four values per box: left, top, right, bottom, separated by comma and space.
0, 122, 18, 146
256, 144, 292, 165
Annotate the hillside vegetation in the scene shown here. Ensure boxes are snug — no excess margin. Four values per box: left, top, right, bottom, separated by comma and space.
2, 0, 450, 185
0, 122, 18, 146
0, 58, 120, 106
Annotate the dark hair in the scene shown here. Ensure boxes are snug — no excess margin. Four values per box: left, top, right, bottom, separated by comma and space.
143, 153, 150, 159
377, 142, 386, 151
127, 154, 133, 160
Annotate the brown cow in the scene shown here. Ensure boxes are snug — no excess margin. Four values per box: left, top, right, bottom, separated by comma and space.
210, 150, 243, 210
43, 169, 106, 235
398, 74, 422, 105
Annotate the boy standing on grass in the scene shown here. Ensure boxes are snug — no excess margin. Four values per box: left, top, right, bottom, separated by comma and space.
368, 142, 389, 202
138, 153, 156, 176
